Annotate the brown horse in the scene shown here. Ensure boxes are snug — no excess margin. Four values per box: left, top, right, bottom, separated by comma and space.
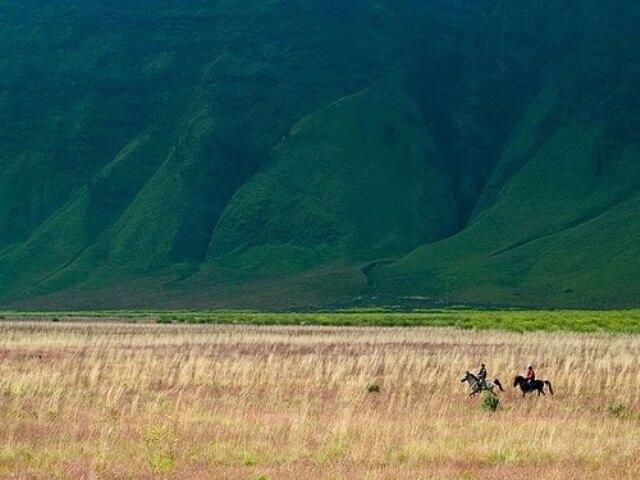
513, 375, 554, 397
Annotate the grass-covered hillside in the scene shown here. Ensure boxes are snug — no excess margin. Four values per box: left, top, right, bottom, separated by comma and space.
0, 1, 638, 309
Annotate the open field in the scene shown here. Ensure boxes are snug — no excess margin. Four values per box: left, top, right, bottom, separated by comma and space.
0, 321, 639, 479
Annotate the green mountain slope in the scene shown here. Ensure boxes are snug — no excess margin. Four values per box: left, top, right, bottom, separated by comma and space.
372, 6, 640, 308
372, 119, 640, 307
0, 1, 638, 309
203, 85, 457, 277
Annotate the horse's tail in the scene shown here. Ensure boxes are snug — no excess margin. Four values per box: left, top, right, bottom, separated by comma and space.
544, 380, 554, 395
494, 379, 504, 392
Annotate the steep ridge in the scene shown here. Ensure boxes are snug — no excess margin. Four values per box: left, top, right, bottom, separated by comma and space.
372, 68, 640, 306
0, 1, 638, 308
201, 85, 458, 278
0, 0, 407, 303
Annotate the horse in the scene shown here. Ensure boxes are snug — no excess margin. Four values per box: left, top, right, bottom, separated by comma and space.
461, 371, 504, 396
513, 375, 554, 397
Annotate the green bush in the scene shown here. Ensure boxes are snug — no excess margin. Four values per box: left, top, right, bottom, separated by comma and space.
480, 393, 500, 412
607, 402, 628, 418
367, 381, 381, 394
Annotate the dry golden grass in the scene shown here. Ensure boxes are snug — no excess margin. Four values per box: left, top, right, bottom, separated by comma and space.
0, 321, 639, 479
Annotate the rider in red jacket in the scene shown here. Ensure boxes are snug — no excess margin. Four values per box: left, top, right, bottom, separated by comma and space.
526, 364, 536, 384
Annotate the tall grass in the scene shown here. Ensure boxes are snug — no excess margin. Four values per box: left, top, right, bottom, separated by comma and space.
0, 322, 638, 478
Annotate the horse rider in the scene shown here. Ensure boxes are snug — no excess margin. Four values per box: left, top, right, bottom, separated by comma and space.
526, 364, 536, 386
477, 363, 487, 389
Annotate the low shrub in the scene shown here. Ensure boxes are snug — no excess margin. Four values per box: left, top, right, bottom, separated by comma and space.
367, 381, 381, 394
607, 402, 628, 418
481, 393, 500, 412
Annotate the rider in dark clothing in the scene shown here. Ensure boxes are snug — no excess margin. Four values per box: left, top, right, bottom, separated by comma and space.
477, 363, 487, 389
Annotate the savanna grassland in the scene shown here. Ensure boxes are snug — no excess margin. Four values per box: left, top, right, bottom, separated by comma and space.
0, 316, 639, 479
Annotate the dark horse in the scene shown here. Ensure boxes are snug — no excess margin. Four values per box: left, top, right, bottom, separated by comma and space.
513, 375, 554, 397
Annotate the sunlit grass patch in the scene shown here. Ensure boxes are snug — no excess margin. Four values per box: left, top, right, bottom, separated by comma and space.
144, 424, 177, 472
4, 308, 640, 333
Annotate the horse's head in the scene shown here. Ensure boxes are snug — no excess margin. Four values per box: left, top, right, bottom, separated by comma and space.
461, 371, 477, 383
513, 375, 525, 387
